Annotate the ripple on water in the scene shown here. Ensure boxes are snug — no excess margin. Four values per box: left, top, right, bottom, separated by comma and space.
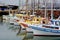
0, 23, 60, 40
0, 23, 24, 40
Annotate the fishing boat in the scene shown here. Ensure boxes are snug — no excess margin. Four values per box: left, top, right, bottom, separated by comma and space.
27, 19, 60, 35
18, 0, 60, 36
14, 0, 60, 36
17, 14, 60, 35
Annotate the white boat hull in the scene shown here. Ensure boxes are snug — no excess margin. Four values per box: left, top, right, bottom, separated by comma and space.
19, 23, 60, 35
26, 27, 60, 35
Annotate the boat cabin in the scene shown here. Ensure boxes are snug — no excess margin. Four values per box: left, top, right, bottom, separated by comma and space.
42, 19, 60, 29
51, 19, 60, 26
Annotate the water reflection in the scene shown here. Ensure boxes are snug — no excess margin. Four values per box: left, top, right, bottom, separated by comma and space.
8, 23, 34, 40
0, 23, 24, 40
14, 24, 60, 40
0, 21, 60, 40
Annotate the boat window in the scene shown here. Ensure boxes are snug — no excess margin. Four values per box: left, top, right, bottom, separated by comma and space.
55, 27, 59, 29
37, 19, 39, 21
50, 27, 54, 29
43, 21, 45, 24
43, 25, 59, 29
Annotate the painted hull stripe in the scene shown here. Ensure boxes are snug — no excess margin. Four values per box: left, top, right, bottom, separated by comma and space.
29, 26, 60, 33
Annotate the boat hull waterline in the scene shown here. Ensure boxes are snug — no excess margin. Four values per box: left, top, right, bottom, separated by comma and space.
27, 25, 60, 35
20, 23, 60, 35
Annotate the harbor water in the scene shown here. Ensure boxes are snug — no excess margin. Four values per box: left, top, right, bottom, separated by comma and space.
0, 19, 60, 40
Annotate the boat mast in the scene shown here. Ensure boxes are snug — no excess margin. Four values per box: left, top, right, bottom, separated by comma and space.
18, 0, 21, 14
43, 0, 47, 18
51, 0, 53, 19
26, 0, 28, 15
38, 0, 40, 10
32, 0, 35, 15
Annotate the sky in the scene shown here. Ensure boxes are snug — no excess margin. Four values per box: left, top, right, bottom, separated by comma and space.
0, 0, 60, 6
0, 0, 19, 5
